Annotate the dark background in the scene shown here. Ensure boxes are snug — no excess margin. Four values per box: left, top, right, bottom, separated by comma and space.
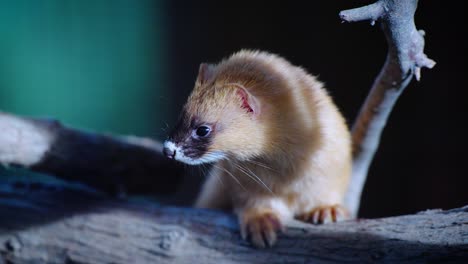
0, 0, 466, 218
165, 0, 467, 218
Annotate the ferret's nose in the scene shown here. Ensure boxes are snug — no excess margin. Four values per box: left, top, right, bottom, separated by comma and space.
163, 146, 176, 159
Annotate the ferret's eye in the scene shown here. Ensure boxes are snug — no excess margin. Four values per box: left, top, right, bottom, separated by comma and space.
195, 126, 211, 137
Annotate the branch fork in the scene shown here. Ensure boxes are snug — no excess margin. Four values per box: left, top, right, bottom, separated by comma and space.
340, 0, 436, 216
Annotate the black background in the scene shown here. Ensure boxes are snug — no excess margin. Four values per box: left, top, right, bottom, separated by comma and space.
163, 0, 467, 218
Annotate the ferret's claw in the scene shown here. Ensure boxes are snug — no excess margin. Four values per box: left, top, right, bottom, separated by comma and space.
297, 205, 349, 224
242, 212, 282, 248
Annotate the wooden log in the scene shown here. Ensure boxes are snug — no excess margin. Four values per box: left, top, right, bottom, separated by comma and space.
0, 112, 184, 196
0, 186, 466, 263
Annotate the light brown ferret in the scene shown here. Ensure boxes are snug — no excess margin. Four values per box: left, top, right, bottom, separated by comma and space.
163, 50, 352, 248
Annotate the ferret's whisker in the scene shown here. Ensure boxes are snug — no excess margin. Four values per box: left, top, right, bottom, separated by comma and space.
244, 166, 274, 194
213, 163, 246, 191
235, 163, 274, 194
200, 164, 208, 178
202, 163, 224, 187
201, 162, 225, 188
236, 164, 271, 192
213, 170, 225, 187
199, 151, 225, 164
246, 159, 274, 171
234, 163, 258, 186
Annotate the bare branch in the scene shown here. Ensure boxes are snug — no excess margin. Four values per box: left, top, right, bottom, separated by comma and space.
0, 112, 183, 195
339, 1, 384, 24
340, 0, 436, 217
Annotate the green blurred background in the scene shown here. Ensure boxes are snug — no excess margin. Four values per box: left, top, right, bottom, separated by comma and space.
0, 0, 169, 136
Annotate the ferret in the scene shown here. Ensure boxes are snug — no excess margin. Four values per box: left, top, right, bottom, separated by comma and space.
163, 50, 352, 248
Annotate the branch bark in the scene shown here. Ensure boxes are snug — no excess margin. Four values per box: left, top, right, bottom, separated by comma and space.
339, 0, 436, 217
0, 188, 466, 263
0, 112, 184, 196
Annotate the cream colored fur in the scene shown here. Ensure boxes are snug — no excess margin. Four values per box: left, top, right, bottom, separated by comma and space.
185, 50, 351, 247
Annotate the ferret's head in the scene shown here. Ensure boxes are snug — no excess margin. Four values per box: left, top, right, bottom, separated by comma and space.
163, 61, 268, 165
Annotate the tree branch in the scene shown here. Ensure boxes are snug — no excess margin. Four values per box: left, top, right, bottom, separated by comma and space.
0, 112, 184, 196
0, 187, 466, 263
339, 0, 436, 217
339, 1, 384, 24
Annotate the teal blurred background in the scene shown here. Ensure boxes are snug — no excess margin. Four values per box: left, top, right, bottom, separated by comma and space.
0, 0, 169, 136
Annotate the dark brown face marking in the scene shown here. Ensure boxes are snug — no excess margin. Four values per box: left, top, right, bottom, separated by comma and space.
167, 111, 215, 159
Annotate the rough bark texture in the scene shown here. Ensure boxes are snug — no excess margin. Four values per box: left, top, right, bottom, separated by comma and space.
0, 187, 467, 264
340, 0, 436, 217
0, 112, 184, 196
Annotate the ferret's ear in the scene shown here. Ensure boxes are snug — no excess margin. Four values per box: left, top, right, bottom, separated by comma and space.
197, 63, 215, 85
235, 86, 260, 116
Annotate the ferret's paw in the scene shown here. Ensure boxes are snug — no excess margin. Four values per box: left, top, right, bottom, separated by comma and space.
240, 212, 284, 248
297, 205, 349, 224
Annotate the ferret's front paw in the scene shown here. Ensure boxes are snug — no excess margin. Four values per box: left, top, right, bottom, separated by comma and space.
297, 205, 349, 224
240, 212, 284, 248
